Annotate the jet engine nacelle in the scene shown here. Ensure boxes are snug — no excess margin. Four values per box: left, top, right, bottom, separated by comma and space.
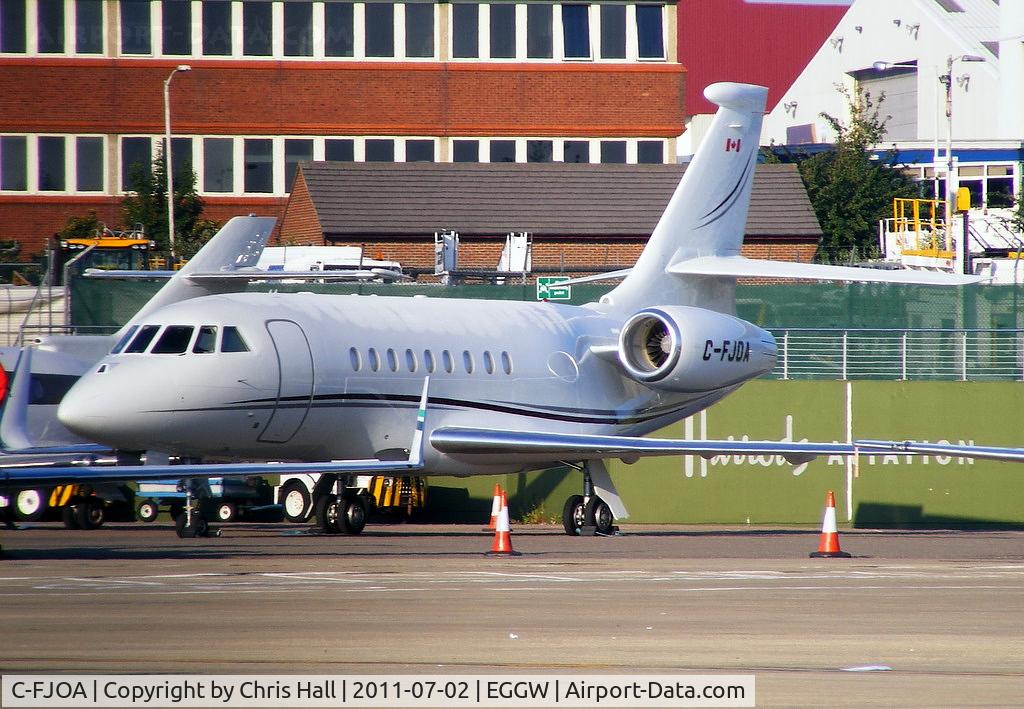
617, 306, 777, 392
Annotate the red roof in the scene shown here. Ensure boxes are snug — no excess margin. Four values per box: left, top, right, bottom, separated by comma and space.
679, 0, 848, 116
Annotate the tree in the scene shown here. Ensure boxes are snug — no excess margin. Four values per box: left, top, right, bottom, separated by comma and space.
777, 85, 917, 262
121, 145, 217, 260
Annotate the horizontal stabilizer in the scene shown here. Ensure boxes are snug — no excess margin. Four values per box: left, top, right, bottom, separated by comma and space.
667, 256, 983, 285
431, 427, 854, 465
857, 439, 1024, 463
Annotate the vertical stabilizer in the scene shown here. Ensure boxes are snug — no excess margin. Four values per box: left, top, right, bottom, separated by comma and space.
125, 216, 276, 328
606, 83, 768, 313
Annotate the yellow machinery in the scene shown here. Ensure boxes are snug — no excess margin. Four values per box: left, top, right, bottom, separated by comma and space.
54, 226, 157, 283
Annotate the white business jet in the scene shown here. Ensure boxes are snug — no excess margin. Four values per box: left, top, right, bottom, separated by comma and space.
3, 83, 982, 538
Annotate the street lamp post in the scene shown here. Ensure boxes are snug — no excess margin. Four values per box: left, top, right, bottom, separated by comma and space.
874, 55, 983, 253
163, 64, 191, 265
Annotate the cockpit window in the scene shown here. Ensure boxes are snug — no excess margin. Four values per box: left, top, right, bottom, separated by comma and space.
111, 325, 139, 354
221, 326, 250, 353
152, 326, 195, 354
124, 325, 160, 353
193, 326, 218, 354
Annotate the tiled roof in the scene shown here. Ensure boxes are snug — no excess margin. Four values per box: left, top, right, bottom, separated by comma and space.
297, 161, 822, 240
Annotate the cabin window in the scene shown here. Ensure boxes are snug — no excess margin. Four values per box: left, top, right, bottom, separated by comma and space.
405, 348, 417, 372
368, 347, 380, 372
423, 350, 435, 373
462, 350, 474, 374
349, 346, 361, 372
483, 350, 495, 374
221, 326, 250, 353
192, 326, 218, 354
501, 351, 513, 375
124, 325, 160, 353
111, 325, 139, 354
442, 349, 453, 374
386, 348, 398, 372
152, 326, 194, 354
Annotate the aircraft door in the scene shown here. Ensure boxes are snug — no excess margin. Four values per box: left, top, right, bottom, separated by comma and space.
259, 319, 314, 444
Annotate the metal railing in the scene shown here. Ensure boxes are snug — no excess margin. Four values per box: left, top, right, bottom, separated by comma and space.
770, 328, 1024, 381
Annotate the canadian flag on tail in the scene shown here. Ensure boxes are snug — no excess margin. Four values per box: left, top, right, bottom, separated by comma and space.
725, 138, 742, 152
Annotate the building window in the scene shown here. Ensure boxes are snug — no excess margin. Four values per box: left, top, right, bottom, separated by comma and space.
202, 1, 232, 56
1, 136, 28, 191
203, 138, 233, 192
406, 140, 434, 162
562, 4, 590, 59
162, 0, 191, 55
75, 1, 103, 54
1, 0, 26, 53
490, 140, 516, 163
285, 138, 313, 191
365, 2, 394, 57
120, 0, 151, 55
365, 139, 395, 162
243, 1, 272, 56
325, 139, 354, 161
452, 2, 478, 59
527, 4, 552, 59
527, 140, 553, 163
636, 4, 664, 59
600, 4, 626, 59
453, 140, 479, 162
37, 137, 65, 191
564, 141, 589, 164
37, 0, 64, 54
489, 3, 515, 59
325, 1, 353, 57
405, 2, 434, 58
76, 137, 103, 192
601, 141, 627, 164
121, 137, 152, 190
170, 137, 192, 182
244, 139, 273, 193
637, 140, 663, 164
284, 2, 313, 57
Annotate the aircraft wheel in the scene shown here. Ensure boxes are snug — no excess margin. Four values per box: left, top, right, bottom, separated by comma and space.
339, 498, 367, 535
136, 499, 159, 523
75, 499, 105, 529
175, 512, 209, 538
280, 481, 311, 523
315, 496, 340, 534
168, 504, 185, 521
562, 495, 585, 536
216, 502, 237, 523
585, 497, 614, 535
14, 488, 48, 522
61, 505, 79, 530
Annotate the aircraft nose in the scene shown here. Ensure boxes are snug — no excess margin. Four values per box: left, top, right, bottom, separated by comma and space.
57, 368, 115, 442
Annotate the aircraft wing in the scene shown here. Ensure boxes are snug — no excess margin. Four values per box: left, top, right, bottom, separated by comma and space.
430, 427, 855, 465
857, 439, 1024, 463
84, 269, 410, 283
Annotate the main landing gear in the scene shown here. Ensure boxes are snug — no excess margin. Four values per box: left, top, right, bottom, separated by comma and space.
312, 474, 373, 535
561, 462, 618, 536
174, 478, 220, 538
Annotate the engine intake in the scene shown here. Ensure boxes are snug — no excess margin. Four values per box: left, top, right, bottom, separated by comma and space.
618, 306, 776, 392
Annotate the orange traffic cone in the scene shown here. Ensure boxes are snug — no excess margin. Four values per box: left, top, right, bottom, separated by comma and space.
484, 484, 503, 531
486, 491, 520, 556
810, 490, 851, 558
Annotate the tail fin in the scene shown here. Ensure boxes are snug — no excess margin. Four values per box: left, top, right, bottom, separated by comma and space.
125, 215, 276, 327
605, 83, 768, 314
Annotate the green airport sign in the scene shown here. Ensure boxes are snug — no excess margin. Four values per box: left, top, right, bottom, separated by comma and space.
536, 276, 572, 301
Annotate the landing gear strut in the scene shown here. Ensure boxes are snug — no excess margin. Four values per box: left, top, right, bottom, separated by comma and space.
561, 463, 617, 536
313, 474, 370, 535
174, 478, 219, 538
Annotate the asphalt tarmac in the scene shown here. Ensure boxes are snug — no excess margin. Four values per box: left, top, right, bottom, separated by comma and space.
2, 522, 1023, 707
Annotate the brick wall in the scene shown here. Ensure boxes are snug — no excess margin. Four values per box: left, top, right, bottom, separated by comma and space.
0, 59, 686, 137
